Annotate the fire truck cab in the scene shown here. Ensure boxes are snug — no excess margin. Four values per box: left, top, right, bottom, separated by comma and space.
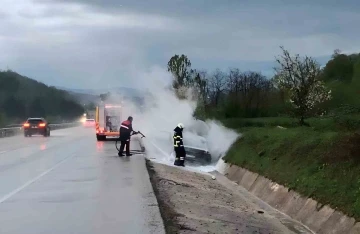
95, 103, 123, 141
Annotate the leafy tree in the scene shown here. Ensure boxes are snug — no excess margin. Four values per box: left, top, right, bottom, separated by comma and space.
167, 54, 194, 90
274, 46, 332, 125
352, 58, 360, 84
322, 53, 354, 83
319, 53, 360, 114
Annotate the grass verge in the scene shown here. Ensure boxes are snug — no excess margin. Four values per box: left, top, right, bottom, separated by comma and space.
222, 118, 360, 221
221, 115, 360, 132
145, 159, 180, 234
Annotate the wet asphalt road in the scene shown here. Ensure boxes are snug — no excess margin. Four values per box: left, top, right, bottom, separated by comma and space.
0, 127, 165, 234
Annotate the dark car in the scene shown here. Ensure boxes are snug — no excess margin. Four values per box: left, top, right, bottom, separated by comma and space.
183, 146, 212, 165
23, 118, 50, 137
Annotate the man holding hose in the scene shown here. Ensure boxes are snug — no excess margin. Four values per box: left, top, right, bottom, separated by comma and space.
118, 116, 137, 157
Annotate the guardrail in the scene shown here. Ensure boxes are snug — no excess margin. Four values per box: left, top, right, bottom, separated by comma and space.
0, 122, 81, 138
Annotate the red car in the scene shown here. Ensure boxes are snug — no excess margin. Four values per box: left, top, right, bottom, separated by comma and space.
83, 119, 95, 128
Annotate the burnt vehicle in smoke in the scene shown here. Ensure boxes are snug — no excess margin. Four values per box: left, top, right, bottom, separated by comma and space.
182, 132, 212, 165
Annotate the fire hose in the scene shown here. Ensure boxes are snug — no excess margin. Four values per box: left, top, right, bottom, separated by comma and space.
115, 131, 145, 153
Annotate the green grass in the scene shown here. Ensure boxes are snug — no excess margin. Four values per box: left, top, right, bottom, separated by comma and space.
221, 117, 333, 129
222, 117, 360, 221
221, 115, 360, 132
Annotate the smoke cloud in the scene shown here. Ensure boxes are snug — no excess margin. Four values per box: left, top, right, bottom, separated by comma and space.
100, 66, 240, 172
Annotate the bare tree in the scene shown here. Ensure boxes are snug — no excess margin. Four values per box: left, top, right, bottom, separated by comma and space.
208, 69, 227, 106
227, 68, 242, 99
193, 70, 208, 104
231, 71, 271, 115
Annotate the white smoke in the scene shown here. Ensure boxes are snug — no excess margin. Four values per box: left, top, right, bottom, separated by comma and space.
103, 66, 240, 172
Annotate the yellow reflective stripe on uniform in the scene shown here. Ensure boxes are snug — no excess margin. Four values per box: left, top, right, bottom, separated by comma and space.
174, 140, 183, 147
173, 136, 182, 139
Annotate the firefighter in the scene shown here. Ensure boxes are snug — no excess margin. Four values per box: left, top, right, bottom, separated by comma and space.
173, 123, 186, 166
106, 116, 112, 131
106, 116, 113, 132
118, 116, 135, 157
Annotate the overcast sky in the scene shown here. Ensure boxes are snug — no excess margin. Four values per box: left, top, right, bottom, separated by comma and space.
0, 0, 359, 89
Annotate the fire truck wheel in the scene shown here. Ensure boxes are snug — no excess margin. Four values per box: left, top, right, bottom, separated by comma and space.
96, 135, 105, 141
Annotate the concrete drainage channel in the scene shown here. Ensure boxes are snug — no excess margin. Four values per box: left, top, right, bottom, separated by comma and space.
216, 159, 360, 234
0, 123, 81, 138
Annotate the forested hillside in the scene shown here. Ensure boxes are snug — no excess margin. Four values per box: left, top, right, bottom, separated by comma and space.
0, 70, 84, 126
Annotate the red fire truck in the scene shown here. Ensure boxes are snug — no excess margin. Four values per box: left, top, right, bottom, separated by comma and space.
95, 103, 123, 141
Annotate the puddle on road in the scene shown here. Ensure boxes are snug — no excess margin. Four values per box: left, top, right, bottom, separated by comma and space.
40, 144, 46, 150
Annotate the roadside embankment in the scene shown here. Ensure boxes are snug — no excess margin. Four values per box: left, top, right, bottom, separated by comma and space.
221, 117, 360, 223
146, 159, 313, 234
217, 159, 360, 234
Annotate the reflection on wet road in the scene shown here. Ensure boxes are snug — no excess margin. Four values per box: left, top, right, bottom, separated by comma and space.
0, 127, 164, 234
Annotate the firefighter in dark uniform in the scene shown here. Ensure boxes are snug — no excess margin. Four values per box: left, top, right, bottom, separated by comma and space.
173, 123, 186, 166
118, 116, 135, 157
106, 116, 112, 131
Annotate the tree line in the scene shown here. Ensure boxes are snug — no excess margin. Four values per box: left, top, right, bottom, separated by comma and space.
0, 70, 85, 126
167, 48, 360, 125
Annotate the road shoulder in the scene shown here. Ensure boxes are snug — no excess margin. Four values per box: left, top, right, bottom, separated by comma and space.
145, 160, 312, 234
146, 160, 181, 233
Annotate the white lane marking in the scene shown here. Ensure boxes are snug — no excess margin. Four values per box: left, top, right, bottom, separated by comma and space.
0, 153, 76, 204
0, 151, 7, 154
